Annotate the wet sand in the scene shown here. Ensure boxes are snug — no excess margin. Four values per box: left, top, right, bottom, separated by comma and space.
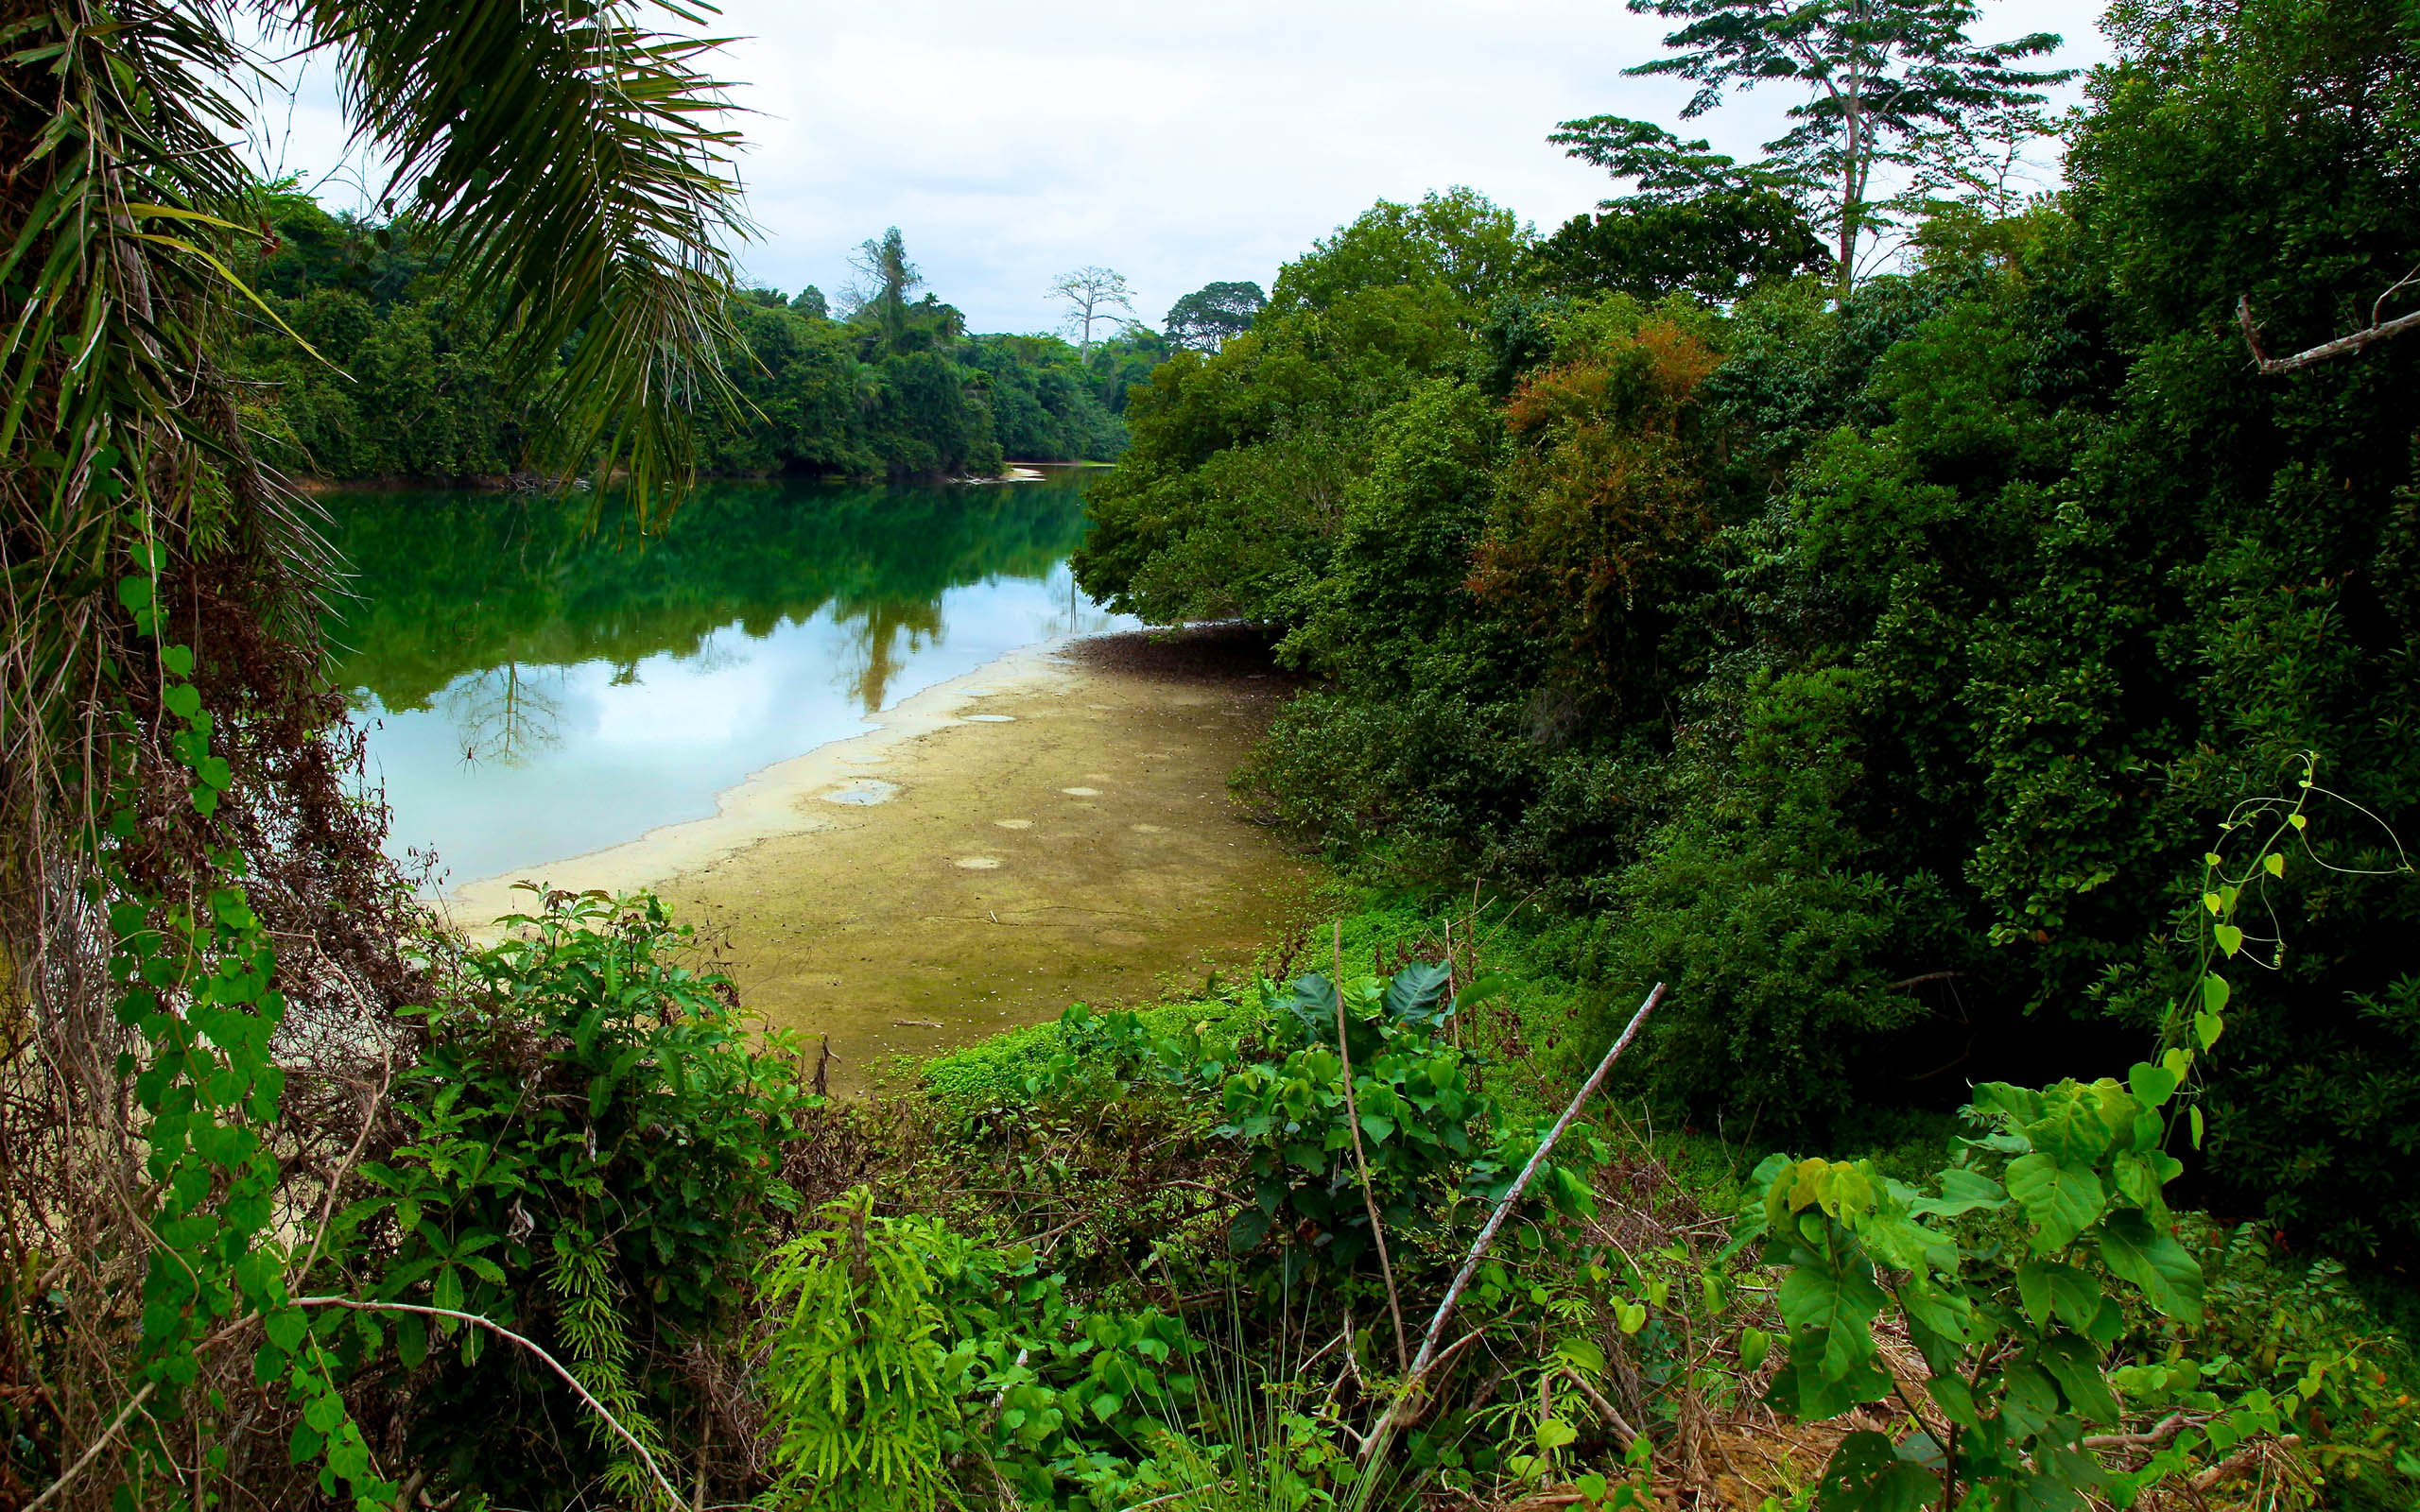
442, 627, 1317, 1092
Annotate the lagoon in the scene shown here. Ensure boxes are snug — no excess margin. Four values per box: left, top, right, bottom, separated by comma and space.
321, 470, 1132, 892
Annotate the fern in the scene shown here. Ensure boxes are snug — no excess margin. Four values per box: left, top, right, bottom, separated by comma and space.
547, 1231, 674, 1504
755, 1188, 972, 1511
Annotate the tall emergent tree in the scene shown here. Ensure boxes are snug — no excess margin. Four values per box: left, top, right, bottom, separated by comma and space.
1542, 115, 1831, 300
1622, 0, 2070, 291
1048, 265, 1136, 358
1163, 281, 1266, 349
0, 2, 741, 1504
848, 227, 925, 353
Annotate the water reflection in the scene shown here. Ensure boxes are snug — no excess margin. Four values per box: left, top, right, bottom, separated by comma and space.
441, 662, 564, 767
322, 471, 1129, 887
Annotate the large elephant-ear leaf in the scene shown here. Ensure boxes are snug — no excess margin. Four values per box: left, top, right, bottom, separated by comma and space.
1383, 959, 1453, 1023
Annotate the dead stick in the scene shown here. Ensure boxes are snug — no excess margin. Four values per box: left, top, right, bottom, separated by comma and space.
295, 1297, 681, 1507
24, 1383, 158, 1512
1363, 983, 1665, 1461
1335, 921, 1409, 1374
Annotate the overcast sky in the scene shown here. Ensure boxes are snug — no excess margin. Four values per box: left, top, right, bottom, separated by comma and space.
249, 1, 2118, 338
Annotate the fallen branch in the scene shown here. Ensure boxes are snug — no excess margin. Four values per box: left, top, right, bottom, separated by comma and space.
1360, 983, 1666, 1463
1558, 1366, 1641, 1449
2083, 1412, 2187, 1452
2189, 1434, 2302, 1492
294, 1297, 682, 1507
2238, 288, 2420, 373
25, 1383, 158, 1512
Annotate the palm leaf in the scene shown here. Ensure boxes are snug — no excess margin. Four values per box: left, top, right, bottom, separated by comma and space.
279, 0, 752, 525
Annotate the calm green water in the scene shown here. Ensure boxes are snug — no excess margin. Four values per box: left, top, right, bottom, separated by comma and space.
323, 470, 1131, 889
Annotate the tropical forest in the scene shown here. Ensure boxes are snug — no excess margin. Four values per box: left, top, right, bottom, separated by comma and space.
3, 2, 2418, 1512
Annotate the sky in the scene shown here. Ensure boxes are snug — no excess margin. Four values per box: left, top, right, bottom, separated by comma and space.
245, 1, 2119, 339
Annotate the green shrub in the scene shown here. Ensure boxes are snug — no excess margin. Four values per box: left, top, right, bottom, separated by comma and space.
323, 887, 808, 1507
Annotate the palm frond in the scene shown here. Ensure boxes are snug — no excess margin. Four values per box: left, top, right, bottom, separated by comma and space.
281, 0, 752, 525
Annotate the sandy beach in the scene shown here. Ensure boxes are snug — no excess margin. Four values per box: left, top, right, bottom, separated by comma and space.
441, 627, 1317, 1091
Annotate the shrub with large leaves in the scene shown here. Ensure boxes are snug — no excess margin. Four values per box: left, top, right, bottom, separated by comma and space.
1750, 1067, 2284, 1511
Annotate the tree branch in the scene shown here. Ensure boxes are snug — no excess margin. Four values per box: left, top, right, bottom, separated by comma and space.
1358, 983, 1665, 1463
25, 1383, 158, 1512
2238, 292, 2420, 373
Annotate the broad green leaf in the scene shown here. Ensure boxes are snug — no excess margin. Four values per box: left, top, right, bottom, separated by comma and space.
1907, 1167, 2006, 1218
1767, 1334, 1893, 1421
1999, 1359, 2060, 1440
1813, 1431, 1938, 1512
266, 1311, 307, 1350
302, 1391, 347, 1433
2035, 1335, 2120, 1422
1780, 1257, 1888, 1382
1924, 1373, 1980, 1430
2195, 1011, 2223, 1049
1899, 1282, 1972, 1349
2004, 1153, 2103, 1253
2263, 852, 2285, 878
2127, 1062, 2177, 1108
2212, 923, 2244, 957
2097, 1209, 2204, 1324
2016, 1260, 2055, 1326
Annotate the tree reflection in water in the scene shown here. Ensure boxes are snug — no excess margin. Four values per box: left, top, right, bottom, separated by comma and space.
323, 471, 1097, 730
441, 662, 563, 766
320, 471, 1128, 883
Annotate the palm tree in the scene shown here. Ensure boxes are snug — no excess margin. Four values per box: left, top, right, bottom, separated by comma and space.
0, 4, 743, 1506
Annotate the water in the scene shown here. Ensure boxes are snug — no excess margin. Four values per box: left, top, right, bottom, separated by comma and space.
322, 470, 1131, 889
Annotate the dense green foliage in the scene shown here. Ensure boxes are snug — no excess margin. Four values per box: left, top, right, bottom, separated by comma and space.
233, 195, 1133, 480
25, 0, 2420, 1506
1165, 281, 1268, 350
323, 889, 807, 1505
1075, 0, 2420, 1260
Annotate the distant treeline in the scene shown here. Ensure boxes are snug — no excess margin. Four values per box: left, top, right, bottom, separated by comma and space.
232, 194, 1167, 481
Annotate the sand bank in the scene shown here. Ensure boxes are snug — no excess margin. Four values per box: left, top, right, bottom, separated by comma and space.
441, 627, 1317, 1092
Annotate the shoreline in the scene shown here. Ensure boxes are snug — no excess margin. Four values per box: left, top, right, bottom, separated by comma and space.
450, 623, 1315, 1093
437, 635, 1089, 929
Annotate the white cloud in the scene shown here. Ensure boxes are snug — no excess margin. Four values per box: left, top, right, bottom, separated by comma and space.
246, 1, 2118, 335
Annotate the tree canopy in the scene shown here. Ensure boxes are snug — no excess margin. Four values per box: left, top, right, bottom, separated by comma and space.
1164, 280, 1266, 349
